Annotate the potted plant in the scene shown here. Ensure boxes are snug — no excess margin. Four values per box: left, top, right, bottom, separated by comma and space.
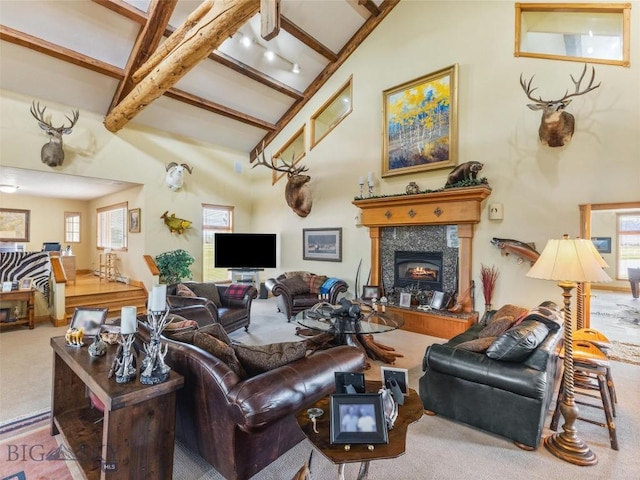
155, 249, 194, 284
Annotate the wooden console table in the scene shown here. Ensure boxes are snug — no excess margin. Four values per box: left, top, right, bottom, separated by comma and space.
0, 289, 34, 329
384, 306, 478, 339
50, 336, 184, 479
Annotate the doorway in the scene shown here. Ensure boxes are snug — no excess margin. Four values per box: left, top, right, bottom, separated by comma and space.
580, 201, 640, 346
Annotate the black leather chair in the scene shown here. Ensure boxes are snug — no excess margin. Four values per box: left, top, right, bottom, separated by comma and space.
419, 305, 564, 449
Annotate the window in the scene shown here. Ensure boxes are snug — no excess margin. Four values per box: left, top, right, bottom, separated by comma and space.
202, 204, 233, 282
97, 202, 127, 250
271, 126, 306, 185
618, 213, 640, 280
64, 212, 81, 243
311, 76, 353, 148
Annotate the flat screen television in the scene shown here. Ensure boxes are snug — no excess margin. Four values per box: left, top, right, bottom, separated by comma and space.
214, 233, 277, 269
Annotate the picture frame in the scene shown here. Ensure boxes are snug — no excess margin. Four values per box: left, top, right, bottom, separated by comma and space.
0, 208, 30, 242
0, 308, 10, 323
2, 281, 13, 293
381, 366, 409, 395
70, 307, 108, 337
591, 237, 611, 254
430, 291, 446, 310
399, 292, 412, 308
335, 372, 366, 394
128, 208, 141, 233
19, 278, 33, 290
303, 228, 342, 262
382, 64, 458, 178
330, 393, 389, 445
362, 285, 381, 301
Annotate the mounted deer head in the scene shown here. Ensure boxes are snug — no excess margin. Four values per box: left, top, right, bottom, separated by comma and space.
252, 143, 312, 218
520, 64, 600, 148
30, 101, 79, 167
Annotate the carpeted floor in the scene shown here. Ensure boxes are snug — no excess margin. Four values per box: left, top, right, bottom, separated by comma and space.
1, 297, 639, 479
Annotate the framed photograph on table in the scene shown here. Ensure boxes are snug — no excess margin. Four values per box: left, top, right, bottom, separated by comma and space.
70, 307, 108, 337
330, 393, 388, 445
381, 366, 409, 395
382, 64, 458, 178
362, 285, 381, 301
399, 292, 412, 308
335, 372, 366, 394
19, 278, 33, 290
303, 228, 342, 262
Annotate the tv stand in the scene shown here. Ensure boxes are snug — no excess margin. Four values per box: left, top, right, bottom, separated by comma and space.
229, 268, 263, 285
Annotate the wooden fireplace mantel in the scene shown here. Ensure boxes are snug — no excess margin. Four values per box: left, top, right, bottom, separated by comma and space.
352, 186, 492, 296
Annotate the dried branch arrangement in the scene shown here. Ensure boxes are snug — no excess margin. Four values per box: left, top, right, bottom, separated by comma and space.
480, 264, 500, 307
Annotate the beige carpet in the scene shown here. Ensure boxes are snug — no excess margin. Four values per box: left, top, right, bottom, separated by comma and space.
2, 297, 639, 479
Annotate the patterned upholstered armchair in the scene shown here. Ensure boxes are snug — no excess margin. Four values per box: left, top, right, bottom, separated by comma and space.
264, 271, 348, 321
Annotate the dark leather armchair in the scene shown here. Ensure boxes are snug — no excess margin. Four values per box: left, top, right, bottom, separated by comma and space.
265, 272, 348, 321
419, 306, 564, 449
166, 282, 258, 333
137, 327, 366, 480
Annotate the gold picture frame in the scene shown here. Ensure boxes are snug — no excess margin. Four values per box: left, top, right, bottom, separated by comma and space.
128, 208, 141, 233
19, 277, 33, 290
382, 64, 458, 177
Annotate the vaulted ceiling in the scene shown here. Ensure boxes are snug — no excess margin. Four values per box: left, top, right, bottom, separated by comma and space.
0, 0, 399, 159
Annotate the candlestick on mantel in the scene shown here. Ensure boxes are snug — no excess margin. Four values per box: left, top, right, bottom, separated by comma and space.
367, 172, 374, 186
120, 306, 137, 334
148, 284, 167, 312
359, 176, 364, 185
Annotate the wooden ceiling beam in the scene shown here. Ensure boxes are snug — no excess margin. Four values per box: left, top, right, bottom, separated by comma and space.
250, 0, 400, 161
0, 25, 122, 79
280, 15, 337, 63
108, 0, 178, 111
358, 0, 381, 17
91, 0, 147, 24
165, 89, 276, 131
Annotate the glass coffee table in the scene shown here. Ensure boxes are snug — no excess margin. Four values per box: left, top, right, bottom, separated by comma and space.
296, 302, 405, 364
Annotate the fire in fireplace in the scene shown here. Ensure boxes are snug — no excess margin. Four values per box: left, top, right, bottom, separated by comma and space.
394, 251, 443, 291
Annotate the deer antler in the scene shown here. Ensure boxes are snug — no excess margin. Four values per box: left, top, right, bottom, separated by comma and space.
252, 142, 308, 176
30, 101, 79, 131
519, 64, 600, 105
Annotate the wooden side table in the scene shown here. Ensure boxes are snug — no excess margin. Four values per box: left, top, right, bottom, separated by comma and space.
50, 336, 184, 479
0, 288, 34, 329
296, 380, 423, 480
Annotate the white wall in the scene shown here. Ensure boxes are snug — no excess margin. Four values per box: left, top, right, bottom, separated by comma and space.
1, 1, 639, 310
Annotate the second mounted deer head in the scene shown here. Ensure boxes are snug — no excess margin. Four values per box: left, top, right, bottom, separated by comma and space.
30, 101, 79, 167
520, 64, 600, 147
252, 144, 312, 218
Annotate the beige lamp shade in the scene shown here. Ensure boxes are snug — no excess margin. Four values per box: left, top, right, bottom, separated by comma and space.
527, 235, 612, 284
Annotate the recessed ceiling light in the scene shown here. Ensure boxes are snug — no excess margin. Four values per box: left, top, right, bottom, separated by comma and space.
0, 184, 19, 194
240, 34, 252, 48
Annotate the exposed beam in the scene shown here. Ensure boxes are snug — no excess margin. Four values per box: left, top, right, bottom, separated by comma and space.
358, 0, 381, 17
109, 0, 178, 111
250, 0, 401, 160
165, 89, 276, 131
280, 15, 337, 63
0, 25, 122, 79
104, 0, 261, 133
260, 0, 280, 40
91, 0, 147, 24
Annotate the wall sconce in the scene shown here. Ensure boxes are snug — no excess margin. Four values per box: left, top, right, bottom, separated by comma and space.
0, 184, 19, 194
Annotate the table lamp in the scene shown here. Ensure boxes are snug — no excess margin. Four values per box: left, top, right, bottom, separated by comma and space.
526, 234, 611, 466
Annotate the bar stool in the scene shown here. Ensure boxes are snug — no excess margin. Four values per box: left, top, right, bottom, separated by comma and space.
551, 341, 618, 450
574, 328, 617, 405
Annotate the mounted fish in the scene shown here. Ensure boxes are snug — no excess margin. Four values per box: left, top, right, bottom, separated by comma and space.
491, 238, 540, 266
161, 211, 192, 234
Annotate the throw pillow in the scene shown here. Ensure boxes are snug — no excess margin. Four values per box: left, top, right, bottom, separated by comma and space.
199, 322, 231, 345
193, 331, 247, 378
478, 315, 514, 338
455, 336, 497, 353
491, 304, 529, 322
281, 275, 310, 295
189, 283, 222, 307
307, 274, 327, 294
486, 320, 550, 362
284, 271, 307, 279
521, 304, 564, 331
233, 341, 308, 377
176, 283, 197, 297
162, 315, 198, 342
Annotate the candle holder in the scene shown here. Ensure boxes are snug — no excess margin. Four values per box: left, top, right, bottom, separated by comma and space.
139, 309, 173, 385
368, 183, 374, 197
112, 333, 137, 383
359, 182, 365, 198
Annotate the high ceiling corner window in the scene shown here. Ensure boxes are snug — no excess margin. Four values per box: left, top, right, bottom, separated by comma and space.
272, 126, 306, 185
203, 204, 233, 282
97, 202, 127, 251
64, 212, 81, 243
515, 3, 631, 67
311, 76, 353, 148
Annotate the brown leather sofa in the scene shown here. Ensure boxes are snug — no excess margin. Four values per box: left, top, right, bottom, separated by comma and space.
166, 282, 258, 333
265, 272, 348, 321
137, 327, 366, 480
